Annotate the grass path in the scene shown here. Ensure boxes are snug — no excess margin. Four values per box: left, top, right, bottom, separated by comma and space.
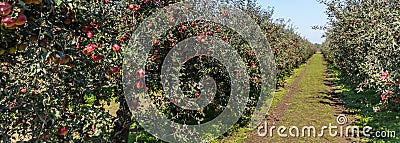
221, 54, 358, 143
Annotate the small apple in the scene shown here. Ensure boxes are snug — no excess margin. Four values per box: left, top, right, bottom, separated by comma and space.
135, 5, 141, 12
128, 4, 135, 10
20, 88, 27, 93
208, 31, 213, 35
1, 66, 7, 71
147, 22, 153, 28
1, 16, 16, 28
204, 23, 210, 28
112, 44, 121, 51
197, 36, 202, 41
216, 28, 221, 33
169, 17, 174, 23
82, 44, 95, 55
252, 77, 259, 83
42, 134, 50, 140
58, 127, 68, 136
136, 69, 145, 78
82, 26, 90, 33
190, 22, 196, 27
87, 31, 94, 38
153, 39, 159, 46
223, 12, 228, 17
64, 18, 71, 25
110, 65, 119, 74
0, 2, 12, 16
222, 36, 227, 41
195, 93, 200, 98
91, 54, 101, 61
181, 25, 187, 30
136, 81, 142, 89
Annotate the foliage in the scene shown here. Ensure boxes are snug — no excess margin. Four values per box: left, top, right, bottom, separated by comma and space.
0, 0, 315, 142
321, 0, 400, 111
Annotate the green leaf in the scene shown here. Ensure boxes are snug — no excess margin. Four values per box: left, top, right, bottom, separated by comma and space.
55, 0, 62, 6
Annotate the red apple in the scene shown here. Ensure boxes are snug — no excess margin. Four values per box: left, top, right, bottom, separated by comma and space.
110, 65, 119, 74
197, 36, 202, 41
105, 0, 110, 3
136, 81, 142, 89
204, 23, 210, 28
1, 16, 16, 28
64, 18, 71, 25
147, 22, 153, 28
136, 69, 145, 78
169, 17, 174, 23
82, 26, 90, 33
208, 31, 213, 35
216, 28, 221, 32
252, 77, 259, 83
42, 134, 50, 139
202, 32, 207, 36
190, 22, 196, 27
223, 12, 228, 17
135, 5, 141, 12
91, 54, 101, 61
195, 93, 200, 98
20, 88, 27, 93
250, 62, 256, 67
86, 44, 95, 52
82, 44, 95, 55
153, 39, 159, 46
58, 127, 68, 136
0, 2, 12, 16
87, 31, 94, 38
181, 25, 187, 30
112, 44, 121, 51
222, 36, 227, 41
1, 66, 7, 71
128, 4, 135, 10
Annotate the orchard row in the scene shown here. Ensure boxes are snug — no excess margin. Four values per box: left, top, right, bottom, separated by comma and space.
0, 0, 315, 142
322, 0, 400, 111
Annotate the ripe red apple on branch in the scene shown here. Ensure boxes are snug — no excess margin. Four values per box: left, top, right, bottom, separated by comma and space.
16, 14, 27, 25
0, 2, 12, 16
58, 127, 68, 136
112, 44, 121, 51
1, 16, 16, 28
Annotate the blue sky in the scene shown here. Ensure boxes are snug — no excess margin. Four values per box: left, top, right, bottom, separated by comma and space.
257, 0, 328, 44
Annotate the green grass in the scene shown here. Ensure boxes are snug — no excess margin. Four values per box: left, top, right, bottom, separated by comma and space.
262, 54, 344, 142
214, 55, 312, 143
